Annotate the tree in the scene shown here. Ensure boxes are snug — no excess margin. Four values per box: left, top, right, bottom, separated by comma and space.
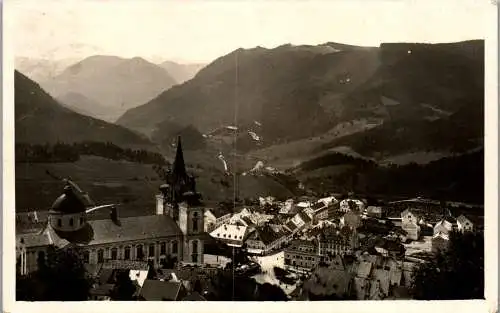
111, 270, 137, 301
30, 246, 92, 301
411, 231, 484, 300
147, 260, 157, 279
193, 279, 203, 293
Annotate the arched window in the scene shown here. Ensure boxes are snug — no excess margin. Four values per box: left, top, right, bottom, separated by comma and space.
69, 218, 74, 227
124, 246, 131, 260
111, 248, 118, 260
149, 244, 155, 257
172, 241, 178, 254
192, 212, 199, 232
97, 249, 104, 263
83, 251, 90, 263
160, 242, 167, 255
136, 245, 144, 260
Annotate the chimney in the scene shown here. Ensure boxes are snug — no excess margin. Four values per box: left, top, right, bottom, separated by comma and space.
110, 206, 119, 225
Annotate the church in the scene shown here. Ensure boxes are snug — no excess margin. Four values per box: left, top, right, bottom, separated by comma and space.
17, 137, 205, 275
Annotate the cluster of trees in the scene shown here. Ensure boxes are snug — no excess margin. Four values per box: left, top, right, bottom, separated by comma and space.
16, 142, 167, 165
303, 149, 484, 204
411, 231, 484, 300
17, 247, 92, 301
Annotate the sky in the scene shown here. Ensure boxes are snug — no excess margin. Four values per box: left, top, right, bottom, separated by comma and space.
7, 0, 495, 64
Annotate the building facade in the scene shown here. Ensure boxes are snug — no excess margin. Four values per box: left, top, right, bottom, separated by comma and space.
17, 137, 206, 275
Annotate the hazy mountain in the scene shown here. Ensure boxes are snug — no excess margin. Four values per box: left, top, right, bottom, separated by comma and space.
42, 55, 178, 121
15, 70, 157, 151
15, 57, 79, 83
159, 61, 206, 84
56, 92, 117, 122
117, 40, 483, 162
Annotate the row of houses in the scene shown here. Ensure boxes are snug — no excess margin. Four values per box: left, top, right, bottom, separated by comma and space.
292, 252, 416, 300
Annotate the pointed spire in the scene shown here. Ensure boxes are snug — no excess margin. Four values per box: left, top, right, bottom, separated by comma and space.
172, 136, 187, 182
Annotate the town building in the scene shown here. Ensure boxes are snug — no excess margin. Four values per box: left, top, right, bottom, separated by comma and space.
339, 199, 365, 213
310, 202, 329, 224
284, 240, 320, 272
245, 225, 291, 254
433, 218, 454, 236
204, 208, 232, 233
137, 280, 188, 301
366, 206, 384, 219
456, 215, 475, 233
209, 223, 249, 247
17, 137, 206, 275
318, 226, 359, 260
401, 209, 421, 240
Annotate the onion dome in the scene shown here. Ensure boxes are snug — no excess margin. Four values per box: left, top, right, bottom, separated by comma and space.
50, 185, 86, 214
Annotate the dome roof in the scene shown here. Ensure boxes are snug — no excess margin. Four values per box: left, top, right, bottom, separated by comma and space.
50, 185, 86, 214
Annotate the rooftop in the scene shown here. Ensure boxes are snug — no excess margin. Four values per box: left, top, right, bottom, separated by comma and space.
138, 280, 183, 301
18, 214, 183, 248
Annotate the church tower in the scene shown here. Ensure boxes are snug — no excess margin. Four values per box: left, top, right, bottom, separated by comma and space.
157, 136, 205, 264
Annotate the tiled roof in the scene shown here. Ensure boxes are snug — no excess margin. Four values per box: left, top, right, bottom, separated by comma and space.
98, 268, 115, 284
19, 214, 183, 248
312, 202, 326, 211
249, 226, 281, 246
17, 230, 52, 248
284, 221, 298, 232
456, 215, 472, 225
304, 267, 352, 297
138, 280, 182, 301
88, 215, 182, 245
290, 239, 317, 249
298, 211, 312, 223
210, 224, 248, 242
367, 206, 382, 213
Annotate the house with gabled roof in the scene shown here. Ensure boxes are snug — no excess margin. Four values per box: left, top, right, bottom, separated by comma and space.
456, 215, 475, 233
245, 225, 290, 254
138, 279, 187, 301
209, 223, 249, 248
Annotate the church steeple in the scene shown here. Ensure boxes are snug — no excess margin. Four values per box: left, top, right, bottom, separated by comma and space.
167, 136, 199, 205
172, 136, 187, 184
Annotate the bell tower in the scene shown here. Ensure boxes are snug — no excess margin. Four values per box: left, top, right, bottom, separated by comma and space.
157, 136, 205, 264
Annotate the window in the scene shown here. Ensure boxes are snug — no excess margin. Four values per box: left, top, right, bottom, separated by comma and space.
111, 248, 118, 260
136, 245, 144, 260
192, 240, 198, 254
80, 217, 84, 225
172, 241, 178, 254
83, 251, 90, 263
57, 219, 62, 227
149, 244, 155, 257
160, 242, 166, 255
192, 212, 199, 232
97, 249, 104, 263
192, 240, 199, 263
69, 218, 74, 227
124, 246, 131, 260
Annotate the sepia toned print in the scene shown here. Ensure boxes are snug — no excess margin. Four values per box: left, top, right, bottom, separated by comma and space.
7, 0, 494, 306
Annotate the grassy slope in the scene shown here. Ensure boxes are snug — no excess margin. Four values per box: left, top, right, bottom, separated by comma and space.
16, 156, 296, 217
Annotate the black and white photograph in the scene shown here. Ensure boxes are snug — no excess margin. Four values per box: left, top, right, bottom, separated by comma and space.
4, 0, 498, 310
